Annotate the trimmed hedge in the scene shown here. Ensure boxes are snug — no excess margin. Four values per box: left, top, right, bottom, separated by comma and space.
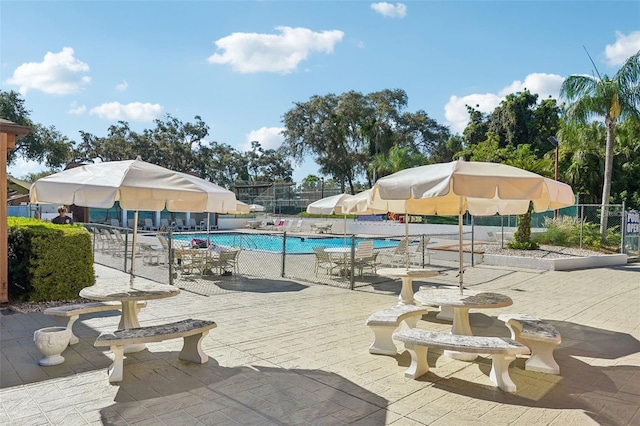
8, 217, 95, 302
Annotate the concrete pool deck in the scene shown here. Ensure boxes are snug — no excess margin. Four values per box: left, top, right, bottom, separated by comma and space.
2, 261, 639, 424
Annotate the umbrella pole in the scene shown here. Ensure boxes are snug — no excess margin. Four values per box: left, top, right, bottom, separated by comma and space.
405, 213, 409, 270
130, 210, 139, 287
458, 209, 464, 294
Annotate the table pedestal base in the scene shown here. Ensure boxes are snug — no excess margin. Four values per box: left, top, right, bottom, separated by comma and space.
444, 307, 478, 361
398, 278, 416, 305
120, 301, 146, 353
436, 306, 454, 321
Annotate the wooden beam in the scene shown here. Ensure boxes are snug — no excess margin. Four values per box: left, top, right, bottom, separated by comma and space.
1, 133, 16, 303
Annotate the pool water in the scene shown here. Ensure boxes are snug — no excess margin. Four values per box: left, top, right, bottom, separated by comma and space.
173, 233, 399, 254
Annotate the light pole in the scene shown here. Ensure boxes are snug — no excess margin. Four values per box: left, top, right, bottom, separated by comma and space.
548, 136, 560, 218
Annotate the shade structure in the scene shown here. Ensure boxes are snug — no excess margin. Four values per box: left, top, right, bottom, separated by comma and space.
248, 204, 265, 212
344, 160, 576, 293
30, 159, 239, 284
30, 159, 238, 212
306, 193, 354, 215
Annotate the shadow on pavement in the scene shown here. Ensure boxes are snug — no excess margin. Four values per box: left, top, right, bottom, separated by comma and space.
104, 362, 388, 424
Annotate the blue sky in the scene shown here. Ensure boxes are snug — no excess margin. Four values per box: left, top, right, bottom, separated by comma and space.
2, 1, 639, 183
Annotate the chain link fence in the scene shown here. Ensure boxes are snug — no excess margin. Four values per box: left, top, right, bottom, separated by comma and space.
85, 205, 637, 295
85, 224, 464, 293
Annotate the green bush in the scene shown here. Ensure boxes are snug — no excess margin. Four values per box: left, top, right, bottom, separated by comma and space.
507, 241, 539, 250
535, 216, 621, 252
8, 217, 95, 302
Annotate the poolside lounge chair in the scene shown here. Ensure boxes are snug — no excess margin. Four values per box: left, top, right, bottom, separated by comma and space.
100, 229, 119, 254
110, 218, 120, 227
175, 218, 189, 231
382, 239, 409, 266
269, 220, 285, 231
189, 218, 204, 231
160, 219, 177, 231
143, 218, 158, 231
410, 237, 431, 266
290, 219, 304, 232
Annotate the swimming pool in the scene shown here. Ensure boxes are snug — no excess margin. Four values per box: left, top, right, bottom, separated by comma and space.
172, 233, 399, 254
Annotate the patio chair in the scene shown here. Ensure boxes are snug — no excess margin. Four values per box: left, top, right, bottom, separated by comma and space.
410, 237, 431, 266
207, 249, 241, 275
354, 241, 379, 276
313, 247, 339, 276
110, 218, 120, 227
143, 218, 158, 231
178, 248, 208, 275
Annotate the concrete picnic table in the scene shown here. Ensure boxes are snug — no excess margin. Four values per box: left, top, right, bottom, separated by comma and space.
377, 267, 439, 306
79, 282, 180, 353
414, 288, 513, 360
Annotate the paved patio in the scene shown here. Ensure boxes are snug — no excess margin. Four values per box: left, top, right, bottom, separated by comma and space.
1, 260, 639, 425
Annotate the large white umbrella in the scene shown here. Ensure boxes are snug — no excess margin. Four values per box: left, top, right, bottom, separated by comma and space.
248, 203, 265, 212
30, 159, 239, 284
306, 193, 353, 215
345, 159, 575, 293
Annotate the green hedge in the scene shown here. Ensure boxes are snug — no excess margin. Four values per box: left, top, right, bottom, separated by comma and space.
8, 217, 95, 302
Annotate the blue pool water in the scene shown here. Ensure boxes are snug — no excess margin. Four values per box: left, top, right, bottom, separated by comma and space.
173, 233, 399, 254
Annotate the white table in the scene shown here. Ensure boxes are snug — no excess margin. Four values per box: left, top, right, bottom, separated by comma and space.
377, 267, 439, 305
314, 223, 333, 233
246, 220, 262, 229
413, 288, 512, 360
324, 247, 352, 275
79, 282, 180, 353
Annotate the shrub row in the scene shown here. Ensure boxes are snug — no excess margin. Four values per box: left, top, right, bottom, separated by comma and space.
8, 217, 95, 302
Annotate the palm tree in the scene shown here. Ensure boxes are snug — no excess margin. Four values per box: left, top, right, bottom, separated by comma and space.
560, 50, 640, 236
368, 145, 426, 180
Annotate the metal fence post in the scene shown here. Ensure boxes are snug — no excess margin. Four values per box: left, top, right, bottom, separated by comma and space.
621, 201, 626, 253
281, 231, 286, 278
471, 216, 475, 266
123, 230, 129, 272
168, 230, 174, 286
349, 235, 355, 290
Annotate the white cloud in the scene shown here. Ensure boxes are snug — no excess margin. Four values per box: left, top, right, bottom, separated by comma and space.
207, 26, 344, 74
116, 81, 128, 92
604, 31, 640, 67
371, 2, 407, 18
67, 101, 86, 115
444, 73, 564, 134
7, 157, 47, 180
89, 102, 163, 121
497, 73, 564, 99
241, 127, 285, 152
5, 47, 90, 95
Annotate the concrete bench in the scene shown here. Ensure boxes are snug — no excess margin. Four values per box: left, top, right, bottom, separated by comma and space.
94, 319, 216, 382
498, 313, 561, 375
393, 329, 530, 392
366, 305, 428, 355
44, 301, 147, 345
